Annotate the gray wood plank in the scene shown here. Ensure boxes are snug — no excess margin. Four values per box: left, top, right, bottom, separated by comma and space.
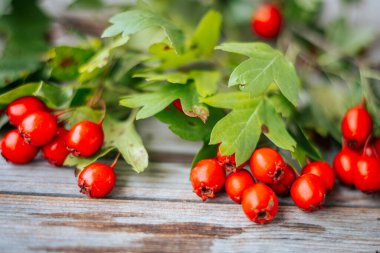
0, 194, 379, 253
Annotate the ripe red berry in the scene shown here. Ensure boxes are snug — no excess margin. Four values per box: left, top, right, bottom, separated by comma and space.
341, 105, 373, 148
251, 4, 282, 39
269, 164, 297, 196
66, 120, 104, 157
250, 147, 286, 184
172, 99, 183, 112
19, 111, 57, 146
225, 170, 255, 204
354, 156, 380, 193
241, 183, 278, 224
6, 96, 48, 126
78, 162, 117, 198
42, 127, 70, 166
333, 147, 358, 186
301, 161, 335, 191
291, 174, 326, 212
190, 158, 226, 201
216, 144, 247, 172
1, 129, 38, 164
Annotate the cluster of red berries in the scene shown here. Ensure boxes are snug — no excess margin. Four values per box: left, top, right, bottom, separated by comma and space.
0, 96, 118, 198
191, 145, 336, 224
333, 101, 380, 193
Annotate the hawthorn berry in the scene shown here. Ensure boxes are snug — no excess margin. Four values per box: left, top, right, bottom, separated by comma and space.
172, 99, 183, 112
1, 129, 38, 164
291, 174, 326, 212
241, 183, 278, 224
225, 170, 255, 204
190, 158, 226, 201
301, 161, 335, 191
42, 127, 70, 166
341, 105, 373, 148
250, 147, 286, 184
6, 96, 48, 126
269, 164, 297, 197
333, 147, 358, 186
66, 120, 104, 157
216, 144, 247, 172
251, 3, 282, 39
19, 111, 57, 146
354, 156, 380, 193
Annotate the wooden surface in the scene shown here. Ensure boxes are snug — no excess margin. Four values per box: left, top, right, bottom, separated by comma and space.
0, 119, 379, 253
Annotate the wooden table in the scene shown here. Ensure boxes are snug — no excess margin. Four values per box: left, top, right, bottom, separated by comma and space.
0, 120, 379, 253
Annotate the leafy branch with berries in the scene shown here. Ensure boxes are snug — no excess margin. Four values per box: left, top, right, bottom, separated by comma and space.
0, 0, 380, 224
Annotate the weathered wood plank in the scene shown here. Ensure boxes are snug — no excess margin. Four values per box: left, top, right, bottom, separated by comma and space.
0, 194, 378, 253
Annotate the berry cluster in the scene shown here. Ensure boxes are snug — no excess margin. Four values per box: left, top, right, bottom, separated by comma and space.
191, 145, 336, 224
1, 96, 118, 198
333, 101, 380, 193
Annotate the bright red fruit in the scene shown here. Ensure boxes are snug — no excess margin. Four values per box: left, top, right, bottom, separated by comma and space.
291, 174, 326, 212
190, 158, 226, 201
19, 111, 57, 146
341, 105, 373, 148
250, 147, 286, 184
217, 144, 247, 172
251, 4, 282, 39
241, 183, 278, 224
6, 96, 48, 126
269, 164, 297, 196
333, 147, 358, 186
301, 161, 335, 191
42, 127, 70, 166
66, 120, 104, 157
225, 170, 255, 204
1, 129, 38, 164
354, 156, 380, 193
172, 99, 183, 112
78, 162, 117, 198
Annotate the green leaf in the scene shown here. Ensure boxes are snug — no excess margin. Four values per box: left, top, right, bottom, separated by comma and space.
0, 82, 73, 109
64, 147, 115, 169
191, 142, 218, 168
191, 10, 222, 56
66, 106, 103, 128
217, 42, 300, 106
200, 92, 260, 109
102, 10, 184, 54
191, 70, 219, 97
134, 72, 190, 84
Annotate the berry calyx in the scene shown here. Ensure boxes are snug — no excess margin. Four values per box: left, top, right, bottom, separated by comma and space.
42, 127, 70, 166
251, 4, 282, 39
354, 156, 380, 193
1, 129, 39, 164
301, 161, 335, 191
269, 164, 297, 197
291, 174, 326, 212
6, 96, 48, 126
225, 170, 255, 204
19, 111, 57, 146
341, 105, 373, 148
216, 144, 247, 172
190, 158, 226, 201
66, 120, 104, 157
250, 147, 286, 184
333, 147, 358, 186
241, 183, 278, 224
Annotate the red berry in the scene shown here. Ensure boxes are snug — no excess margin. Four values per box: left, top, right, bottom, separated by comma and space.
250, 147, 286, 184
269, 164, 297, 196
225, 170, 255, 204
42, 127, 70, 166
251, 4, 282, 39
291, 174, 326, 212
341, 105, 373, 148
78, 162, 117, 198
66, 120, 104, 157
6, 96, 48, 126
190, 158, 226, 201
1, 129, 38, 164
354, 156, 380, 193
301, 161, 335, 191
216, 144, 247, 172
333, 147, 358, 186
172, 99, 183, 112
19, 111, 57, 146
241, 183, 278, 224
